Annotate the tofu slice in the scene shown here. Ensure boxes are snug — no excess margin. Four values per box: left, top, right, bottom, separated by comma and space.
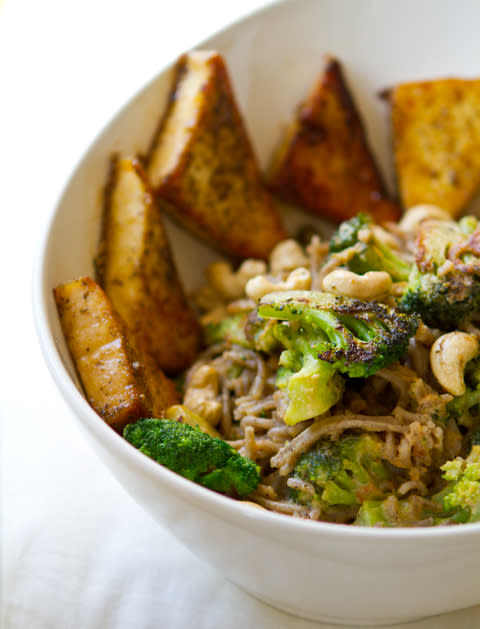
54, 277, 178, 431
97, 156, 202, 375
388, 78, 480, 217
268, 56, 400, 224
147, 50, 286, 260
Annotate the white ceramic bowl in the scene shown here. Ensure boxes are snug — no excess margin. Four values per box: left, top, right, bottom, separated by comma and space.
33, 0, 480, 624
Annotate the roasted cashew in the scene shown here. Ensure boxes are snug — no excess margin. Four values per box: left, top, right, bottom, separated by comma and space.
240, 500, 266, 509
184, 365, 222, 425
399, 204, 451, 233
245, 267, 311, 301
206, 259, 267, 301
322, 268, 392, 300
430, 331, 480, 396
269, 239, 309, 274
370, 224, 402, 251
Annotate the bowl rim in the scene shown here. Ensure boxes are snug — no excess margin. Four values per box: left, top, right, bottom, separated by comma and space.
32, 0, 480, 544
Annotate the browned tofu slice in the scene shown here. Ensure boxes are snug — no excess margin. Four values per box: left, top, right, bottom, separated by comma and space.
268, 56, 400, 225
97, 156, 202, 375
54, 277, 178, 431
388, 78, 480, 217
146, 50, 287, 260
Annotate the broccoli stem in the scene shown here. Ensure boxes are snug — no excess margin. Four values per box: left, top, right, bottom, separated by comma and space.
278, 354, 344, 425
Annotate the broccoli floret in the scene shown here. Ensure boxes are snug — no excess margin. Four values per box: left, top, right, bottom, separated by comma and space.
433, 445, 480, 523
471, 428, 480, 447
398, 216, 480, 330
290, 434, 393, 515
275, 351, 344, 424
259, 291, 418, 377
205, 310, 279, 353
329, 213, 411, 281
447, 388, 480, 428
330, 213, 480, 331
205, 312, 250, 347
356, 446, 480, 526
124, 418, 260, 496
446, 357, 480, 428
354, 495, 439, 527
353, 498, 392, 526
257, 290, 418, 424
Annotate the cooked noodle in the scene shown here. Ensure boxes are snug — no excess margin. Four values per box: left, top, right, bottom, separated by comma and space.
183, 225, 474, 526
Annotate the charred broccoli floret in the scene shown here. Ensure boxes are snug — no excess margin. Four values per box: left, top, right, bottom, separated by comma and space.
330, 213, 480, 331
124, 418, 260, 496
328, 213, 411, 281
290, 434, 394, 516
257, 290, 419, 424
398, 216, 480, 330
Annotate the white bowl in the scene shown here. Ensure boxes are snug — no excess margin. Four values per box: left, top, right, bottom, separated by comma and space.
33, 0, 480, 624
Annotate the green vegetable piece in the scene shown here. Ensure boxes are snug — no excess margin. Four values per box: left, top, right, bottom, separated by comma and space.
399, 267, 480, 331
290, 434, 393, 514
124, 418, 260, 496
436, 445, 480, 523
446, 356, 480, 429
329, 213, 411, 281
204, 312, 250, 347
398, 216, 480, 330
447, 387, 480, 429
354, 495, 437, 527
259, 290, 418, 377
353, 499, 391, 526
471, 428, 480, 447
257, 290, 417, 424
277, 354, 344, 424
358, 446, 480, 527
205, 311, 279, 353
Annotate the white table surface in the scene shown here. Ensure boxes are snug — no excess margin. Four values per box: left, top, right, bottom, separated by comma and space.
3, 1, 480, 627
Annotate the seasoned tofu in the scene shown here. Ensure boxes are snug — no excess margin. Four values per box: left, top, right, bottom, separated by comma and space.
268, 56, 400, 225
388, 78, 480, 217
147, 50, 286, 260
97, 156, 202, 375
54, 277, 178, 431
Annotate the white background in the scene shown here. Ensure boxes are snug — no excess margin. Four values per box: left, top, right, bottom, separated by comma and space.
2, 0, 480, 627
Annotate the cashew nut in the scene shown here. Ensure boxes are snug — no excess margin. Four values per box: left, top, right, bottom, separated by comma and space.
207, 259, 267, 301
430, 331, 480, 396
370, 224, 402, 251
240, 501, 266, 510
269, 239, 309, 274
184, 365, 222, 425
357, 227, 372, 244
322, 269, 392, 300
237, 259, 269, 285
245, 267, 311, 301
199, 305, 228, 326
399, 204, 451, 233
